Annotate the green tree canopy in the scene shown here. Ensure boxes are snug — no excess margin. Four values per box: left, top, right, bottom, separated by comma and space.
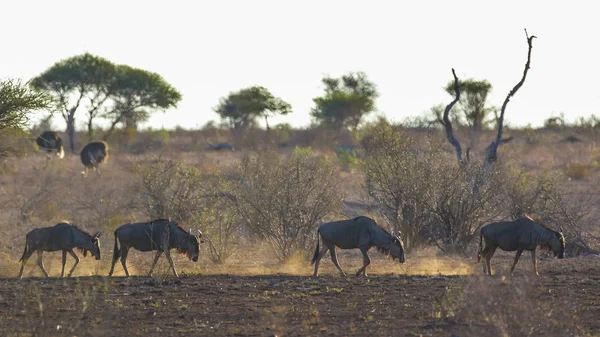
444, 79, 495, 128
31, 53, 181, 146
103, 65, 182, 139
0, 79, 51, 156
311, 72, 378, 130
443, 78, 496, 149
214, 86, 292, 133
31, 53, 116, 150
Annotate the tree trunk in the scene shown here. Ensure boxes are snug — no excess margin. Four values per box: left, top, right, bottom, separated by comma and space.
62, 90, 85, 154
103, 115, 124, 141
469, 113, 483, 151
66, 111, 76, 153
87, 117, 94, 141
125, 115, 138, 131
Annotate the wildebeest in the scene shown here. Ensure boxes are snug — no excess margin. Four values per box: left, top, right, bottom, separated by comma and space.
36, 131, 64, 159
107, 219, 202, 277
311, 216, 406, 277
18, 222, 101, 279
80, 141, 109, 175
477, 215, 566, 276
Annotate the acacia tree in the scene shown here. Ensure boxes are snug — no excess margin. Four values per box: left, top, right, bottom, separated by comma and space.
311, 72, 378, 130
0, 79, 51, 157
443, 78, 496, 149
102, 65, 182, 140
32, 54, 181, 145
214, 86, 292, 134
31, 53, 116, 151
0, 79, 50, 132
84, 59, 116, 139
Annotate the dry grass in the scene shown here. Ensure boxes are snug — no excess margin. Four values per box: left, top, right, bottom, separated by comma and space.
3, 127, 600, 278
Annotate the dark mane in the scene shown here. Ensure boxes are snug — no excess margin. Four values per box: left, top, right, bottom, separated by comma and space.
353, 216, 394, 237
172, 223, 189, 234
60, 222, 94, 237
523, 214, 555, 232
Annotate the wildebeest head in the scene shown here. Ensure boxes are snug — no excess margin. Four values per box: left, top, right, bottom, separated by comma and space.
181, 229, 202, 262
83, 232, 102, 260
389, 231, 406, 263
551, 228, 566, 259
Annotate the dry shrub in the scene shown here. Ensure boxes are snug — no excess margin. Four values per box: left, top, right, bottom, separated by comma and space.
127, 129, 170, 154
202, 205, 239, 264
499, 162, 560, 220
198, 176, 241, 264
437, 276, 586, 337
426, 159, 506, 253
362, 122, 507, 254
565, 163, 590, 180
362, 124, 437, 251
139, 156, 206, 223
68, 176, 138, 231
19, 169, 64, 221
0, 128, 37, 158
235, 148, 342, 261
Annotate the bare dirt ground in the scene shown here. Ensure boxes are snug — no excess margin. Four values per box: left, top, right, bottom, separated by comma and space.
1, 256, 599, 337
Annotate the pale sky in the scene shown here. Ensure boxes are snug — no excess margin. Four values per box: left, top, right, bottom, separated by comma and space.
2, 0, 599, 130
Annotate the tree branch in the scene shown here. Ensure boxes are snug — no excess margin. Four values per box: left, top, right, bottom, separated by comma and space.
442, 68, 463, 165
486, 29, 536, 164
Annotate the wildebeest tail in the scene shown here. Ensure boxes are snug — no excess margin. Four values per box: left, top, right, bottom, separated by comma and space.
311, 229, 320, 265
112, 230, 120, 261
18, 239, 28, 262
477, 228, 483, 262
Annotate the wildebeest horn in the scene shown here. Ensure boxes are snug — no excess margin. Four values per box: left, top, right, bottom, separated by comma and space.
559, 226, 564, 233
197, 230, 203, 238
189, 228, 192, 235
93, 231, 101, 238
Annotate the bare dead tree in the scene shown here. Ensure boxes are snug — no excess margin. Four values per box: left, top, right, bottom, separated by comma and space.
442, 29, 535, 168
441, 69, 464, 165
484, 29, 536, 168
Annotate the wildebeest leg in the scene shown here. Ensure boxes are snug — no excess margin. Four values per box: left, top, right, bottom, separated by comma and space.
355, 247, 371, 277
485, 246, 497, 276
312, 245, 329, 277
108, 248, 120, 277
36, 250, 49, 278
61, 250, 67, 278
18, 249, 33, 279
120, 247, 130, 277
148, 251, 162, 277
531, 249, 540, 276
509, 249, 523, 275
66, 250, 80, 277
329, 247, 347, 277
480, 246, 490, 274
165, 251, 179, 278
